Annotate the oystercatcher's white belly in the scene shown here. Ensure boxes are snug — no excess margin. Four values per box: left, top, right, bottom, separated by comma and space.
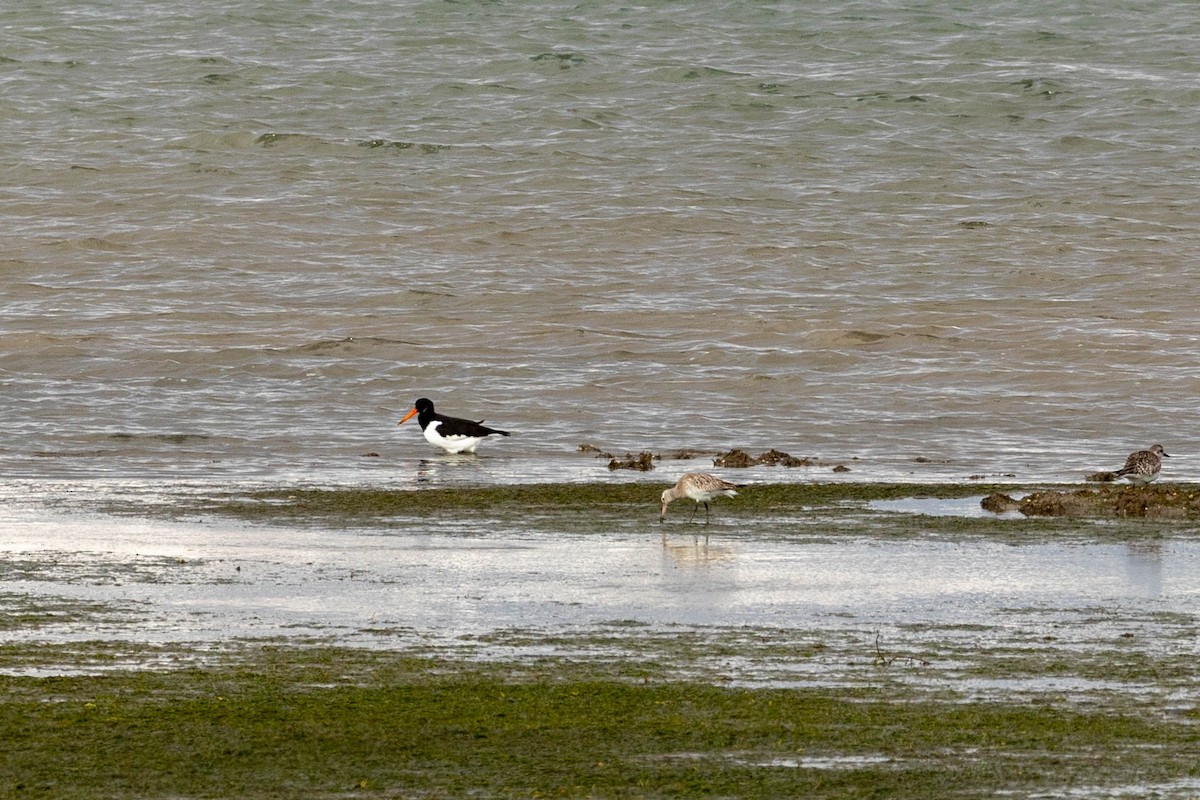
424, 423, 483, 454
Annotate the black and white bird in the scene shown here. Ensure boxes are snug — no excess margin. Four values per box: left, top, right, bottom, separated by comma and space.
1113, 444, 1170, 486
398, 398, 510, 454
660, 473, 741, 523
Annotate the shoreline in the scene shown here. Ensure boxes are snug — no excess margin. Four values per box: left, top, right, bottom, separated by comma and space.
81, 478, 1200, 528
5, 479, 1200, 797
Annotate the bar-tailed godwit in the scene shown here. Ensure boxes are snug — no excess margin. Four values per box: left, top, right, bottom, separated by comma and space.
660, 472, 741, 523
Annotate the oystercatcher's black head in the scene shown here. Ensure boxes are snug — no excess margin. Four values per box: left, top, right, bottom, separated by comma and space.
399, 398, 435, 427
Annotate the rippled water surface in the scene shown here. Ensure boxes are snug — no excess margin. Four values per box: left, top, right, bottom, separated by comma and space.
3, 0, 1200, 490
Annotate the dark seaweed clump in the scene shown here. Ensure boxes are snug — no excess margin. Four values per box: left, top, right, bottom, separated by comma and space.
580, 445, 845, 472
983, 485, 1200, 519
607, 452, 655, 471
713, 448, 850, 470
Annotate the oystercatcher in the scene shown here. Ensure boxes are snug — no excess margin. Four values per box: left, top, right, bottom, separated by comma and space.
398, 398, 511, 454
660, 473, 741, 523
1113, 444, 1170, 486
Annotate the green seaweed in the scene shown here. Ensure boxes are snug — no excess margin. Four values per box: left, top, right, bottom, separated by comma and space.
123, 482, 1027, 524
98, 481, 1198, 545
2, 646, 1198, 800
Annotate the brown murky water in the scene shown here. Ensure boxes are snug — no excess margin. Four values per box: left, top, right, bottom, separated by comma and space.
3, 1, 1200, 486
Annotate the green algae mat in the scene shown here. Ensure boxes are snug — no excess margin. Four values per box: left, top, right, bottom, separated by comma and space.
3, 646, 1199, 800
134, 480, 1200, 527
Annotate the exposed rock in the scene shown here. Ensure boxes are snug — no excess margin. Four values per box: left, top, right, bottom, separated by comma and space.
713, 449, 758, 468
756, 448, 789, 465
607, 451, 655, 471
980, 493, 1021, 514
589, 444, 844, 470
1015, 486, 1200, 519
1087, 471, 1118, 483
758, 449, 814, 467
1018, 489, 1110, 517
1111, 488, 1191, 520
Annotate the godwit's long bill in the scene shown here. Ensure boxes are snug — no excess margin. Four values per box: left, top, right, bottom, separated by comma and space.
398, 397, 510, 454
660, 472, 741, 523
1113, 444, 1170, 486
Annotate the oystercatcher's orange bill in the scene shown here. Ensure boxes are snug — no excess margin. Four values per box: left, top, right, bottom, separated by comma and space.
398, 407, 419, 425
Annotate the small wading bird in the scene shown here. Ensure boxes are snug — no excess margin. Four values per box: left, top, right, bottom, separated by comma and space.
1113, 444, 1170, 486
660, 472, 741, 523
398, 398, 510, 454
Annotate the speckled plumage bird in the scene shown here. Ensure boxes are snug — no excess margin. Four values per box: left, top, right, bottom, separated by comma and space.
1113, 444, 1170, 486
660, 473, 741, 523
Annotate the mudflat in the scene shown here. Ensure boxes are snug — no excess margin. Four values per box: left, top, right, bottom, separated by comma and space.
4, 481, 1200, 798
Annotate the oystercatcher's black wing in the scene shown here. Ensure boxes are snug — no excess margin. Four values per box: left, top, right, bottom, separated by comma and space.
431, 413, 510, 438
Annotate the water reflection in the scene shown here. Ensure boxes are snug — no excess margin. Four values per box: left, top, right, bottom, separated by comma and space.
1123, 542, 1163, 597
413, 454, 491, 486
661, 537, 735, 568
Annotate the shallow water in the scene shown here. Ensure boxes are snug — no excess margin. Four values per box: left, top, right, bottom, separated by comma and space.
3, 0, 1200, 488
4, 496, 1198, 684
868, 494, 1025, 517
